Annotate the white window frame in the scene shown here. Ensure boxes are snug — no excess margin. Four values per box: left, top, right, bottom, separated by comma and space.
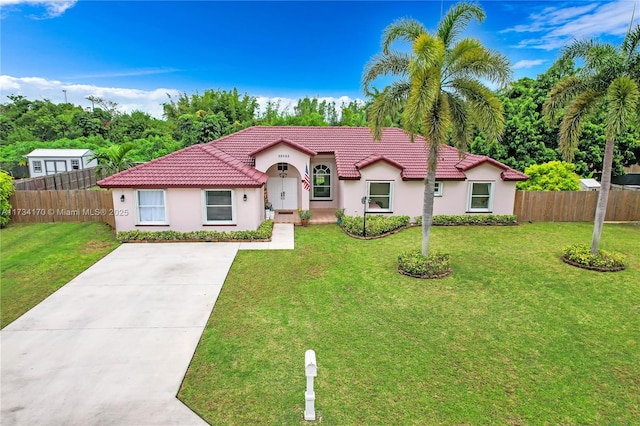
202, 189, 236, 225
366, 181, 393, 212
135, 189, 168, 225
467, 181, 494, 212
33, 160, 42, 173
434, 182, 443, 197
311, 164, 332, 200
71, 159, 80, 170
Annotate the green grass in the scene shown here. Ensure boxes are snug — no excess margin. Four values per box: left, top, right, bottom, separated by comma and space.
179, 222, 640, 425
0, 222, 119, 328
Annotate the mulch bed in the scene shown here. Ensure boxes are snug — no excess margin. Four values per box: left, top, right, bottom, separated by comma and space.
398, 266, 452, 279
561, 256, 626, 272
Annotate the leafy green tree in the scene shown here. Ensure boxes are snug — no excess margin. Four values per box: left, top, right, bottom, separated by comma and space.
516, 161, 581, 191
543, 23, 640, 254
0, 170, 15, 227
362, 1, 511, 256
90, 143, 136, 177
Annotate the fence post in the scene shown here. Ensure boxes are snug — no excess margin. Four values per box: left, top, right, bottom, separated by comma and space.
304, 349, 317, 421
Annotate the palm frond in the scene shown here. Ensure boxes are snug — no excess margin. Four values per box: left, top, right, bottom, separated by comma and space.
423, 94, 452, 171
622, 24, 640, 59
605, 76, 640, 142
444, 91, 471, 153
437, 2, 485, 48
404, 64, 440, 139
412, 33, 445, 68
450, 78, 504, 142
558, 89, 600, 162
367, 81, 411, 140
362, 52, 411, 95
543, 76, 586, 124
382, 18, 426, 55
445, 38, 512, 88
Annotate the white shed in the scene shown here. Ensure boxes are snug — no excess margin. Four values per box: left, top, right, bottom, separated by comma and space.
26, 149, 97, 178
579, 178, 601, 191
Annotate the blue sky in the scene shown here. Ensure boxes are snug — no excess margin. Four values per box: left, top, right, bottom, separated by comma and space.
1, 0, 639, 117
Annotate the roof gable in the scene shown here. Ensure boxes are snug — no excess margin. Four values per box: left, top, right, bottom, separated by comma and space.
248, 137, 317, 157
26, 149, 93, 158
98, 144, 268, 188
355, 154, 405, 173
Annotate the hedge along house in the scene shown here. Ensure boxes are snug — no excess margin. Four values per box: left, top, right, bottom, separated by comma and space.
97, 126, 528, 232
26, 148, 97, 177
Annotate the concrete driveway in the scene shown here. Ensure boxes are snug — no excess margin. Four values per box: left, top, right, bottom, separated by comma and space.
1, 225, 294, 425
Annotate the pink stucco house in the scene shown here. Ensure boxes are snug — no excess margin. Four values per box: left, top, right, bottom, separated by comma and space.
97, 126, 528, 232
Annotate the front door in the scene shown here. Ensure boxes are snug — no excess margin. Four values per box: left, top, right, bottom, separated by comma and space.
267, 177, 298, 210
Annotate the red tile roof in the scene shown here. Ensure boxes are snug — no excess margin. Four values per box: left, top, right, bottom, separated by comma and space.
98, 126, 527, 188
97, 144, 268, 188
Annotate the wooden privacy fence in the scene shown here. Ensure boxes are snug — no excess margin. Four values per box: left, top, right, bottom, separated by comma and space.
13, 168, 102, 191
514, 190, 640, 222
8, 190, 116, 228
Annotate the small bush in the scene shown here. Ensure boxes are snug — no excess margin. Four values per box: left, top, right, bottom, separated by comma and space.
414, 215, 518, 226
562, 244, 626, 271
398, 249, 451, 278
117, 220, 274, 242
341, 215, 410, 237
0, 170, 15, 228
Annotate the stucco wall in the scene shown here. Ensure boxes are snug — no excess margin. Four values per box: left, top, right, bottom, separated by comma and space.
339, 162, 518, 219
112, 187, 264, 232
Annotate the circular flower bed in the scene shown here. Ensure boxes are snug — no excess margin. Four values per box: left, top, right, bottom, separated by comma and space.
561, 244, 626, 272
397, 249, 452, 279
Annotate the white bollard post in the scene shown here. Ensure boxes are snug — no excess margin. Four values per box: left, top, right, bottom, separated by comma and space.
304, 349, 317, 421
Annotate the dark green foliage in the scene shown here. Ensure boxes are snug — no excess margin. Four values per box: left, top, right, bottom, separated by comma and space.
341, 215, 410, 237
415, 214, 518, 226
517, 161, 581, 191
117, 220, 273, 242
562, 243, 626, 270
397, 249, 451, 278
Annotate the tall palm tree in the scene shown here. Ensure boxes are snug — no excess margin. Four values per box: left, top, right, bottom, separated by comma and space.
543, 23, 640, 254
91, 142, 136, 178
362, 1, 512, 256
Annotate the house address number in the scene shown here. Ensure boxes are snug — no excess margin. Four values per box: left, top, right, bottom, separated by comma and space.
278, 154, 290, 158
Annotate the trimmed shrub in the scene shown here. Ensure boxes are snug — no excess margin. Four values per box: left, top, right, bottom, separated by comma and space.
341, 215, 410, 237
117, 220, 273, 242
0, 170, 15, 228
414, 214, 518, 226
398, 249, 451, 278
562, 244, 626, 271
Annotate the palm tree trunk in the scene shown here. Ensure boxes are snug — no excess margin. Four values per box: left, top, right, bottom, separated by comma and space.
422, 169, 437, 257
591, 136, 614, 254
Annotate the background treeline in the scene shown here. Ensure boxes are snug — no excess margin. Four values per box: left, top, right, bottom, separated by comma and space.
1, 62, 638, 178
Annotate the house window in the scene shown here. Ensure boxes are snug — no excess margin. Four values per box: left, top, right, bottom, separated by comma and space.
312, 164, 331, 199
136, 190, 167, 224
434, 182, 443, 197
468, 182, 493, 212
277, 163, 288, 171
71, 159, 80, 170
203, 190, 235, 224
33, 161, 42, 173
367, 181, 393, 212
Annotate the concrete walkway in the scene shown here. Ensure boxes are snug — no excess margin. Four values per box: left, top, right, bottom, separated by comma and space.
0, 224, 294, 425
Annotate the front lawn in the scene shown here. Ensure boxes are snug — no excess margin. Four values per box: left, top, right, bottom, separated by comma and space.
0, 222, 119, 328
179, 222, 640, 425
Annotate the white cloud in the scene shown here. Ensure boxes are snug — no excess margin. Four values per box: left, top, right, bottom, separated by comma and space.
0, 0, 78, 18
512, 59, 547, 70
0, 75, 365, 120
503, 0, 640, 51
0, 75, 181, 118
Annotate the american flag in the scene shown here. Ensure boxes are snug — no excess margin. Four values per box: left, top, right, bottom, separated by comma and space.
303, 164, 310, 191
